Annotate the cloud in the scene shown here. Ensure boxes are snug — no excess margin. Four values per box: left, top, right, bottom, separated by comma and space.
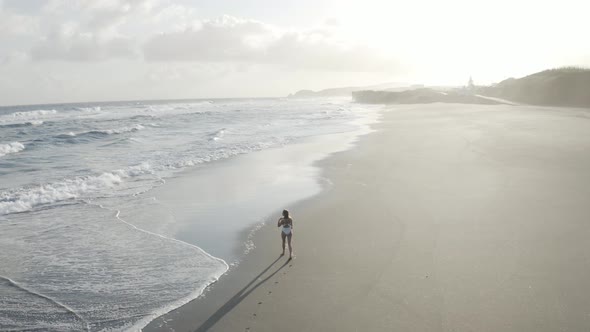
324, 18, 340, 27
30, 26, 138, 61
265, 31, 397, 72
143, 15, 272, 62
143, 15, 398, 72
27, 0, 154, 61
0, 7, 39, 37
4, 0, 398, 72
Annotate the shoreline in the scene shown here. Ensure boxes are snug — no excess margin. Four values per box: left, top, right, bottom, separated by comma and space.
142, 162, 337, 332
142, 102, 382, 331
139, 107, 381, 330
143, 103, 387, 331
146, 103, 590, 332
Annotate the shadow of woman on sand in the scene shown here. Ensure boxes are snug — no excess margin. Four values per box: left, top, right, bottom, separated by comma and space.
194, 255, 291, 332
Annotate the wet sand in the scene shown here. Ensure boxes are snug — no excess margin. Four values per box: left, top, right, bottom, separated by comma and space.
145, 103, 590, 332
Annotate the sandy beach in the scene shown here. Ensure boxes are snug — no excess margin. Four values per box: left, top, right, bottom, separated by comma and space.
145, 103, 590, 332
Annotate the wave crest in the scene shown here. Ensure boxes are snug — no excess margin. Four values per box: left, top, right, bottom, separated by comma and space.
10, 110, 57, 118
0, 142, 25, 157
0, 163, 152, 215
87, 124, 145, 136
57, 124, 145, 138
208, 128, 226, 141
76, 106, 101, 112
0, 110, 58, 126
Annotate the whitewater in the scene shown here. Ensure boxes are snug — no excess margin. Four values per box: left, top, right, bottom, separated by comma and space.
0, 98, 379, 331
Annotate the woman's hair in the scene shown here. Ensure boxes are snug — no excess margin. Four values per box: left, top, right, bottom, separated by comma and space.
282, 209, 289, 218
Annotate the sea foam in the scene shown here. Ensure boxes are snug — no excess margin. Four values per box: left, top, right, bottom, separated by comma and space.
0, 163, 152, 215
76, 106, 101, 112
0, 98, 380, 331
10, 109, 57, 118
0, 109, 58, 126
86, 124, 145, 135
57, 124, 145, 138
208, 128, 226, 141
0, 142, 25, 157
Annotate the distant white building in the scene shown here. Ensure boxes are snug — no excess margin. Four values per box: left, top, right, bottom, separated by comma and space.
462, 76, 475, 94
468, 76, 475, 90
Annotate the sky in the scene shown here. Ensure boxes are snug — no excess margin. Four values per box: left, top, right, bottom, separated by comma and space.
0, 0, 589, 105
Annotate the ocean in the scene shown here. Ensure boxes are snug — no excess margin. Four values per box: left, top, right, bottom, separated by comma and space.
0, 98, 380, 331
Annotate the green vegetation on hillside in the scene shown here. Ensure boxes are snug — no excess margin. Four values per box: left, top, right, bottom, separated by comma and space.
478, 67, 590, 108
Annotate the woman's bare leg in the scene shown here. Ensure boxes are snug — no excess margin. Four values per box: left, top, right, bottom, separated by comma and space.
281, 232, 286, 255
287, 233, 293, 258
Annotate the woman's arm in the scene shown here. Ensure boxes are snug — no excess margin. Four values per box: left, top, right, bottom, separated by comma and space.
277, 218, 283, 227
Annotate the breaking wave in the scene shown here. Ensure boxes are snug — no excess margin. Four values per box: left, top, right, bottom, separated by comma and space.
10, 109, 57, 118
208, 128, 226, 141
86, 124, 145, 135
56, 124, 145, 138
0, 109, 58, 126
0, 163, 152, 215
76, 106, 101, 112
0, 142, 25, 157
0, 120, 44, 128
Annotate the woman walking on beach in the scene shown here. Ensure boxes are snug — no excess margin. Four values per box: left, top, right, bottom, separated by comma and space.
278, 210, 293, 258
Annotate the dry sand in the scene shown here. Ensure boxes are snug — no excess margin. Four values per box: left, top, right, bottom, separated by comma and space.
145, 103, 590, 332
